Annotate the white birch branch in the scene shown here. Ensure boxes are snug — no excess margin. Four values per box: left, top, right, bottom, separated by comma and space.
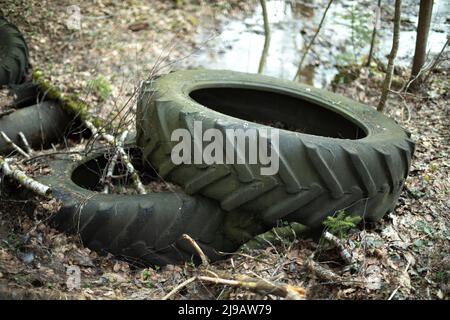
0, 156, 51, 197
84, 120, 146, 194
1, 131, 30, 158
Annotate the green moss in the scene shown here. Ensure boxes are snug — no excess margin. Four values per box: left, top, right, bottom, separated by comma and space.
240, 222, 310, 251
32, 69, 104, 127
87, 76, 111, 101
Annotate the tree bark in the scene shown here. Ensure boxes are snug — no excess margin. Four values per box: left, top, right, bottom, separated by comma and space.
258, 0, 271, 74
366, 0, 381, 66
409, 0, 434, 90
294, 0, 333, 81
377, 0, 401, 112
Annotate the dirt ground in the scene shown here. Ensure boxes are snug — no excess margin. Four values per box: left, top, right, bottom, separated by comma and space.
0, 0, 448, 300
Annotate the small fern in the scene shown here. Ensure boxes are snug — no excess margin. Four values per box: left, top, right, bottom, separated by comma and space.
323, 211, 361, 238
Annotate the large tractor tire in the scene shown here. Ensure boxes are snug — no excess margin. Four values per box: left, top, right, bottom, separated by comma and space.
0, 17, 29, 86
0, 101, 74, 155
36, 147, 266, 266
137, 70, 415, 228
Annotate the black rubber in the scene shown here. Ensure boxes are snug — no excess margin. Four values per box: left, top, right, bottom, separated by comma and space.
6, 82, 40, 109
0, 101, 74, 156
0, 17, 29, 86
137, 70, 415, 227
36, 147, 266, 266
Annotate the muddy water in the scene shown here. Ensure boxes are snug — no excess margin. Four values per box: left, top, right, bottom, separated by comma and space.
187, 0, 449, 89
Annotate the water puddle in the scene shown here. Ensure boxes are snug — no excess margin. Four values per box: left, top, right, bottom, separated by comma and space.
187, 0, 449, 89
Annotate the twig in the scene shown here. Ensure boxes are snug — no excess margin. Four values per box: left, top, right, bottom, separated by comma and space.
197, 275, 305, 300
377, 0, 401, 112
182, 234, 210, 267
0, 156, 51, 197
323, 231, 355, 265
102, 130, 129, 194
18, 132, 33, 156
258, 0, 271, 73
294, 0, 333, 81
306, 258, 342, 283
85, 120, 146, 194
0, 109, 15, 118
422, 37, 449, 85
388, 260, 411, 300
0, 131, 30, 158
162, 276, 197, 300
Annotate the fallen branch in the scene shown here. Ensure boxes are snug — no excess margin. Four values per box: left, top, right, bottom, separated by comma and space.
197, 275, 305, 300
163, 273, 305, 300
18, 132, 33, 156
0, 156, 51, 197
182, 233, 210, 267
102, 130, 129, 194
306, 258, 342, 283
323, 231, 355, 265
0, 108, 15, 118
162, 276, 197, 300
85, 120, 146, 194
0, 131, 30, 158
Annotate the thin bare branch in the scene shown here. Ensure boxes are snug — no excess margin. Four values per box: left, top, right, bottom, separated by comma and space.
0, 131, 30, 158
182, 233, 210, 267
18, 132, 33, 156
294, 0, 333, 81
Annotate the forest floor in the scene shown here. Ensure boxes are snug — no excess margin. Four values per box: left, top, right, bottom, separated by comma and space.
0, 0, 448, 300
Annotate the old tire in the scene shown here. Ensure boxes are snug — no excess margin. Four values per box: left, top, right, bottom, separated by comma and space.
37, 147, 266, 266
0, 17, 29, 85
137, 69, 415, 227
0, 101, 74, 155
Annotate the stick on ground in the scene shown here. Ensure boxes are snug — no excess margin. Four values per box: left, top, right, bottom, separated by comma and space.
1, 131, 30, 158
182, 233, 210, 267
18, 132, 33, 156
0, 156, 51, 197
323, 231, 355, 265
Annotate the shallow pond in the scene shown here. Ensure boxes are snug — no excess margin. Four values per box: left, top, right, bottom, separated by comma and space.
186, 0, 449, 89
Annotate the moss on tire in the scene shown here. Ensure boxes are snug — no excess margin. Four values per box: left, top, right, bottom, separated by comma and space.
137, 69, 415, 227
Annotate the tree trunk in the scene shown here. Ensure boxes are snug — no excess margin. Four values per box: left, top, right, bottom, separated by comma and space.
377, 0, 401, 112
409, 0, 434, 91
294, 0, 333, 81
366, 0, 381, 66
258, 0, 271, 73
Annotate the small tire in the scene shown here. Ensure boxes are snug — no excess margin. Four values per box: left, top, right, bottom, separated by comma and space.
137, 70, 415, 227
0, 17, 29, 86
37, 147, 266, 266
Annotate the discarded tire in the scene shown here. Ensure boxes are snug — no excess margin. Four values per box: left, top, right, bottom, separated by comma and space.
0, 101, 74, 155
36, 147, 266, 266
137, 69, 415, 227
0, 17, 29, 85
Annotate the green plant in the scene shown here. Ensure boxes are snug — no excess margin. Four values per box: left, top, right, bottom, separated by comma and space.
87, 75, 111, 101
336, 6, 372, 65
323, 210, 361, 238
